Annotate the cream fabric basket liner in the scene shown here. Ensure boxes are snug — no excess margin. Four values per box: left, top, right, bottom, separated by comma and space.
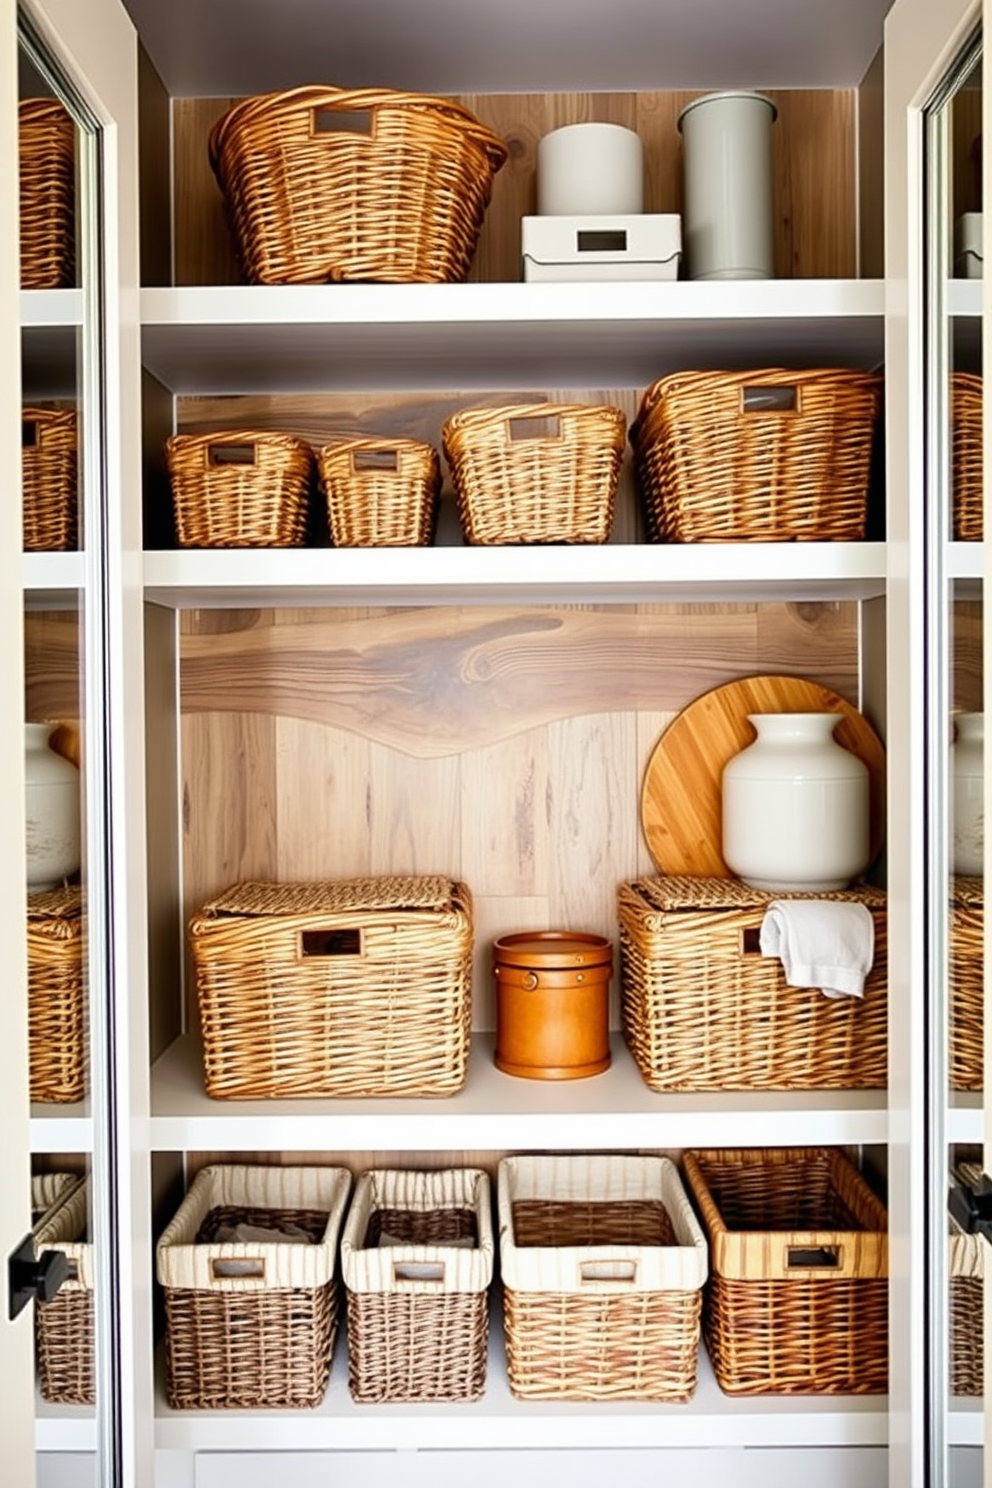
33, 1174, 92, 1293
498, 1154, 707, 1295
156, 1164, 351, 1293
950, 1161, 985, 1281
341, 1167, 494, 1296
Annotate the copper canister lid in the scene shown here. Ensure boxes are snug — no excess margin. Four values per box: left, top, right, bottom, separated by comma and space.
493, 930, 613, 969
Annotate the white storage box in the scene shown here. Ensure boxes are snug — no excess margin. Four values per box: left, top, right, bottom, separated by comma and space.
522, 214, 681, 283
955, 212, 983, 278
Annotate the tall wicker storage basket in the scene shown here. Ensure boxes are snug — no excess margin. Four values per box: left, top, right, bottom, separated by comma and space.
28, 884, 85, 1103
498, 1154, 708, 1401
19, 98, 75, 288
33, 1174, 93, 1405
950, 876, 983, 1091
341, 1168, 494, 1403
156, 1164, 351, 1410
22, 407, 77, 552
950, 1161, 984, 1396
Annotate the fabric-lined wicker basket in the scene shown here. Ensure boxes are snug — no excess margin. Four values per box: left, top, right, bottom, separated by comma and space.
156, 1164, 351, 1410
630, 367, 882, 542
618, 876, 887, 1092
442, 402, 627, 544
498, 1153, 708, 1401
165, 429, 314, 548
952, 372, 982, 541
19, 98, 75, 289
950, 875, 983, 1092
22, 407, 77, 552
28, 884, 85, 1104
341, 1167, 494, 1403
33, 1173, 93, 1405
316, 437, 441, 546
209, 86, 507, 285
683, 1147, 888, 1395
950, 1160, 984, 1397
190, 876, 474, 1099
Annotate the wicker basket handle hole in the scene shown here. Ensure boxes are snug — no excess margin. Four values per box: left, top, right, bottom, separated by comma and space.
786, 1245, 840, 1269
301, 927, 364, 958
353, 448, 399, 473
508, 414, 561, 443
740, 928, 762, 955
579, 1260, 637, 1283
741, 386, 798, 415
208, 444, 256, 467
210, 1257, 265, 1281
22, 420, 38, 447
576, 229, 628, 253
314, 108, 373, 137
392, 1261, 446, 1284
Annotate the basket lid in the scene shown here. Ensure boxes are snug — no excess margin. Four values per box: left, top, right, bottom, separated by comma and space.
493, 930, 612, 969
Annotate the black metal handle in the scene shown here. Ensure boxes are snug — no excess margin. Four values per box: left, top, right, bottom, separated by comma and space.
949, 1172, 992, 1241
8, 1234, 71, 1319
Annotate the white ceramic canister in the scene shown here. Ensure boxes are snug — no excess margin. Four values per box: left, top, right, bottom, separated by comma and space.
721, 712, 870, 891
537, 122, 644, 217
677, 91, 777, 280
951, 711, 984, 876
25, 721, 81, 891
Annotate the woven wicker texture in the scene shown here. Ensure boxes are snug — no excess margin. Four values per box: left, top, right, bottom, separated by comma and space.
28, 884, 85, 1103
618, 875, 887, 1092
209, 86, 507, 285
33, 1175, 93, 1404
952, 372, 983, 541
442, 402, 627, 544
630, 367, 882, 543
951, 875, 983, 1091
19, 98, 75, 288
166, 429, 314, 548
683, 1148, 887, 1397
950, 1161, 984, 1396
22, 407, 77, 552
316, 437, 441, 546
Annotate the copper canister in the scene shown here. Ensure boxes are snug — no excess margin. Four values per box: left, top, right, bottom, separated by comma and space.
493, 931, 612, 1080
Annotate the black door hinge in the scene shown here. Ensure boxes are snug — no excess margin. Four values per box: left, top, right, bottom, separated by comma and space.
7, 1233, 70, 1319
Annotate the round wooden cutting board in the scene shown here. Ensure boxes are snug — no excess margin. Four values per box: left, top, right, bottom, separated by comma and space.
640, 674, 887, 878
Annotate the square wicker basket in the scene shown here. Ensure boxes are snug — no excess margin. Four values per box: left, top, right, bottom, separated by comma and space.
165, 429, 315, 548
28, 884, 85, 1104
19, 97, 75, 289
156, 1164, 351, 1410
341, 1167, 494, 1403
497, 1153, 708, 1402
190, 876, 473, 1099
683, 1147, 888, 1396
22, 407, 77, 553
950, 875, 983, 1092
33, 1173, 93, 1405
950, 1161, 984, 1397
316, 437, 441, 547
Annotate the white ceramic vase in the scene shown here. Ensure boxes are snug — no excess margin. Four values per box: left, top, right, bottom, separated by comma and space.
951, 711, 984, 876
25, 721, 81, 891
721, 711, 870, 891
536, 122, 644, 216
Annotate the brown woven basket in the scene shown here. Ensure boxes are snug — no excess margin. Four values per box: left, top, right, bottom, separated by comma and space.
952, 372, 983, 541
341, 1168, 494, 1403
618, 876, 887, 1092
33, 1174, 93, 1405
498, 1154, 707, 1402
317, 437, 441, 546
442, 402, 627, 545
28, 884, 85, 1104
19, 98, 75, 289
630, 368, 882, 542
190, 876, 473, 1099
209, 86, 507, 285
156, 1164, 351, 1410
950, 1161, 984, 1397
166, 429, 314, 548
683, 1147, 888, 1396
950, 875, 983, 1092
23, 407, 77, 552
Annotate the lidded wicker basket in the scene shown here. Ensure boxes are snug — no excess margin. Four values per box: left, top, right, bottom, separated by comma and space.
28, 883, 86, 1104
23, 407, 77, 552
442, 401, 627, 544
166, 429, 314, 548
317, 437, 441, 546
19, 98, 75, 289
33, 1173, 93, 1405
952, 371, 983, 541
630, 367, 882, 542
209, 86, 508, 285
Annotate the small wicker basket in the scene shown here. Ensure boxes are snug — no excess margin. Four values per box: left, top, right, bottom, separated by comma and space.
209, 86, 507, 285
618, 876, 887, 1092
630, 367, 882, 542
156, 1163, 351, 1410
341, 1168, 494, 1403
23, 407, 77, 552
28, 884, 85, 1104
190, 876, 473, 1099
683, 1147, 888, 1396
166, 429, 314, 548
19, 98, 75, 289
950, 1160, 984, 1397
498, 1153, 708, 1402
950, 875, 983, 1092
317, 437, 441, 546
33, 1173, 93, 1405
952, 372, 983, 541
442, 402, 627, 545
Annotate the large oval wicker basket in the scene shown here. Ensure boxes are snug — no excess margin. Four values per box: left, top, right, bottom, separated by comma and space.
209, 86, 508, 285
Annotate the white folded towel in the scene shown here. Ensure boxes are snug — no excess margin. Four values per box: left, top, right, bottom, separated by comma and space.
759, 899, 875, 999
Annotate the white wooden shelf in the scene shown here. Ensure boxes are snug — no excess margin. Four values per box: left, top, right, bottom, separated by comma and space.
29, 1097, 92, 1154
23, 550, 85, 609
949, 1396, 983, 1447
34, 1392, 97, 1453
948, 1092, 983, 1145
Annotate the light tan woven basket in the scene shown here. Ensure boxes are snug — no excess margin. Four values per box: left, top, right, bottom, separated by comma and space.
683, 1147, 888, 1396
950, 1161, 984, 1397
952, 372, 983, 541
317, 437, 441, 547
166, 429, 314, 548
442, 402, 627, 545
618, 876, 887, 1092
190, 876, 473, 1099
28, 884, 85, 1104
209, 86, 507, 285
23, 407, 77, 552
19, 98, 75, 289
630, 368, 882, 542
498, 1153, 707, 1402
33, 1174, 93, 1405
950, 875, 983, 1092
341, 1168, 494, 1403
156, 1163, 351, 1410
